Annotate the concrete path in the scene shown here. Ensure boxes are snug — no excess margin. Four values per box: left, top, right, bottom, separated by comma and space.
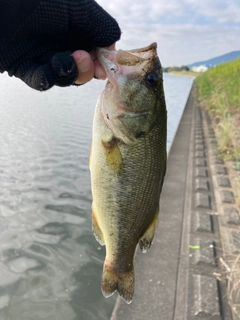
110, 87, 233, 320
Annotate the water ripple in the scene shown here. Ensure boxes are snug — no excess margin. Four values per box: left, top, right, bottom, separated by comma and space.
0, 72, 193, 319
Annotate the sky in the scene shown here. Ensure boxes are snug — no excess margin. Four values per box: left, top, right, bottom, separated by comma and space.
97, 0, 240, 67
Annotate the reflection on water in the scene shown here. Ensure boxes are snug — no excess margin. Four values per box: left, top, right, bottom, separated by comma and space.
0, 72, 193, 320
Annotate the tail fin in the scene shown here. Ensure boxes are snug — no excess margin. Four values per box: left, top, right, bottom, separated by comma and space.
101, 263, 134, 304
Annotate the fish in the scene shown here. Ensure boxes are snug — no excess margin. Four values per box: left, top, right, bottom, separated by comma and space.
89, 43, 167, 304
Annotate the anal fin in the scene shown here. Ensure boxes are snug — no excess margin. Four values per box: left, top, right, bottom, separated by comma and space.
92, 204, 105, 245
139, 207, 159, 253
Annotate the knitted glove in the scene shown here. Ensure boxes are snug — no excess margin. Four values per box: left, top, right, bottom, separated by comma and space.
0, 0, 121, 90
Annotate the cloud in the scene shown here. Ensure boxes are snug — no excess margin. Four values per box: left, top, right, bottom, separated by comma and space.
185, 0, 240, 24
115, 23, 240, 66
98, 0, 240, 24
97, 0, 240, 65
98, 0, 184, 23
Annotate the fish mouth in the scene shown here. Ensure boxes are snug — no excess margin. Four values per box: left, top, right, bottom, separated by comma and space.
95, 43, 158, 85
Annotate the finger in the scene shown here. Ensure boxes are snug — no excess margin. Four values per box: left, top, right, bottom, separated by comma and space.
72, 50, 94, 84
93, 59, 106, 80
89, 50, 106, 79
15, 51, 79, 91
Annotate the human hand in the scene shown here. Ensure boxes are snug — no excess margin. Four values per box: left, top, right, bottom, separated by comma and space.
0, 0, 120, 91
72, 43, 116, 84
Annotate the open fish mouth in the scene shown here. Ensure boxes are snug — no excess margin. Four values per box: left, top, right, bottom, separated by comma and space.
95, 43, 158, 86
96, 43, 157, 65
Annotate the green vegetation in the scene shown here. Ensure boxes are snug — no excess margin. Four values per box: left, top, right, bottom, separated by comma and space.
195, 59, 240, 112
168, 70, 199, 77
163, 65, 189, 73
195, 59, 240, 159
163, 65, 199, 77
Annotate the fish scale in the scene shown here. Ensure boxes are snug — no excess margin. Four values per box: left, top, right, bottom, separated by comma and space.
115, 131, 163, 244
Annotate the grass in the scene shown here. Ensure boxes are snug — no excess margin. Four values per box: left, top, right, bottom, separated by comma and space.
195, 59, 240, 113
196, 59, 240, 211
168, 70, 199, 77
218, 255, 240, 318
195, 59, 240, 157
236, 187, 240, 209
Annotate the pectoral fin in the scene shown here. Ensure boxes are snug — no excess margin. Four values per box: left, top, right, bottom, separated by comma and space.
92, 204, 105, 245
101, 138, 123, 173
139, 207, 159, 253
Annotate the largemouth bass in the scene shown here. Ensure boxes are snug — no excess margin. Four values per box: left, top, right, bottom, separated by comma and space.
90, 43, 167, 304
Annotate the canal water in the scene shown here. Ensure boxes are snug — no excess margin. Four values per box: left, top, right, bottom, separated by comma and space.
0, 72, 194, 320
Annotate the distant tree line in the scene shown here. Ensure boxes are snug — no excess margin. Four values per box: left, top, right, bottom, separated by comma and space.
163, 66, 190, 72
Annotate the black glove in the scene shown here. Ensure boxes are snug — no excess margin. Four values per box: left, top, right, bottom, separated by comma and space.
0, 0, 121, 91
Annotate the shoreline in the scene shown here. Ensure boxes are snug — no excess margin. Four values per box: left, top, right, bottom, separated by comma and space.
110, 83, 237, 319
166, 71, 198, 78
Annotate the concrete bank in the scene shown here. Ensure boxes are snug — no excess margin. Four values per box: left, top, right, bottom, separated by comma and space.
110, 86, 234, 320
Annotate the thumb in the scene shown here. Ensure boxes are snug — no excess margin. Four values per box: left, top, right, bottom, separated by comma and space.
72, 50, 95, 84
15, 51, 78, 91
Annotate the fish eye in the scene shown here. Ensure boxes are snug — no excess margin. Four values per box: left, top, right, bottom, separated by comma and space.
146, 73, 160, 86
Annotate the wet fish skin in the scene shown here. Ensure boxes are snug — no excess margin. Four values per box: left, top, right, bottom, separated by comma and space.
90, 43, 167, 304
